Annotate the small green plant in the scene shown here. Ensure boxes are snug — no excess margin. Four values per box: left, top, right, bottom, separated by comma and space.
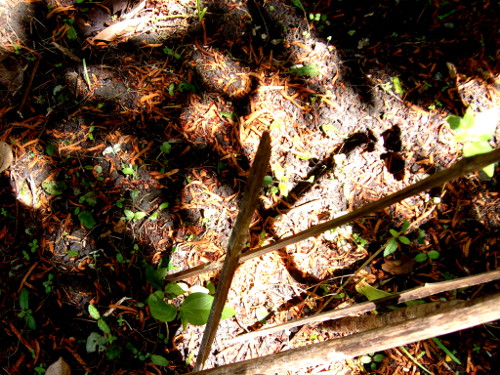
18, 288, 36, 329
86, 304, 121, 360
23, 239, 39, 261
147, 282, 236, 329
78, 210, 96, 229
123, 209, 147, 222
414, 250, 440, 262
122, 163, 138, 177
160, 141, 172, 155
43, 273, 55, 294
162, 47, 181, 59
383, 220, 411, 257
86, 125, 95, 140
63, 18, 78, 40
445, 106, 497, 177
196, 0, 207, 21
359, 352, 385, 370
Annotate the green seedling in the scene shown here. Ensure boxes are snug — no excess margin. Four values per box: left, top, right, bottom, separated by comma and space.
414, 250, 440, 262
445, 106, 497, 177
147, 283, 236, 329
359, 352, 385, 370
18, 288, 36, 329
123, 209, 147, 222
43, 273, 55, 294
23, 239, 39, 261
196, 0, 207, 21
149, 202, 169, 221
163, 47, 181, 59
86, 305, 121, 359
78, 211, 96, 229
383, 220, 411, 257
121, 164, 137, 177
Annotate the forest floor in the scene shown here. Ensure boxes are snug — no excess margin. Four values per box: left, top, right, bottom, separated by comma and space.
0, 0, 499, 374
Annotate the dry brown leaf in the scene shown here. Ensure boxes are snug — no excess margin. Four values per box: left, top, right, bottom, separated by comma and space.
0, 141, 14, 173
381, 255, 416, 275
92, 17, 149, 42
46, 357, 71, 375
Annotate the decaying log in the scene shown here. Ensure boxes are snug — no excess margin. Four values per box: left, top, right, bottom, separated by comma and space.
166, 148, 500, 282
190, 293, 500, 375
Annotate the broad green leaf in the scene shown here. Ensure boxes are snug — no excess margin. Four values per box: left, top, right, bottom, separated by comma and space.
428, 250, 440, 260
473, 108, 498, 141
19, 288, 29, 310
398, 236, 411, 245
86, 332, 105, 353
401, 220, 410, 233
445, 115, 463, 131
355, 279, 392, 301
134, 211, 147, 221
391, 76, 405, 95
158, 202, 169, 210
383, 238, 399, 257
26, 314, 36, 330
46, 142, 56, 156
262, 175, 274, 187
148, 291, 178, 322
160, 142, 172, 154
206, 281, 216, 295
122, 167, 135, 175
165, 282, 187, 296
389, 229, 399, 237
463, 141, 493, 157
97, 318, 111, 334
106, 345, 122, 360
78, 211, 96, 229
415, 253, 428, 262
88, 304, 100, 320
278, 182, 288, 197
179, 293, 236, 326
150, 354, 169, 366
124, 210, 135, 220
321, 124, 336, 137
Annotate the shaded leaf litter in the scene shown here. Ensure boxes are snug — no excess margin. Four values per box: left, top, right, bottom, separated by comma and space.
0, 0, 499, 374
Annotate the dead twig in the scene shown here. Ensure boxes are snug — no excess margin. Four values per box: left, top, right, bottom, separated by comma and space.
225, 269, 500, 343
193, 131, 272, 371
190, 293, 500, 375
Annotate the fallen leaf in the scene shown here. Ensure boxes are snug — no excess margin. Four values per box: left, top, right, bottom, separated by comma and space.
0, 141, 14, 173
381, 255, 416, 275
92, 17, 149, 42
46, 357, 71, 375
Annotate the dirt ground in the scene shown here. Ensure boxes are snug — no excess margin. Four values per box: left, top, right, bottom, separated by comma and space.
0, 0, 499, 374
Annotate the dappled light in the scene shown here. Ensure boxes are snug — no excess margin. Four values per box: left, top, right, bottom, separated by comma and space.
1, 0, 499, 374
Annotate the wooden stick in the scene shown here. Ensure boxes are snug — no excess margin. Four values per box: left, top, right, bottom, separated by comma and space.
189, 293, 500, 374
193, 131, 272, 371
225, 269, 500, 343
166, 148, 500, 282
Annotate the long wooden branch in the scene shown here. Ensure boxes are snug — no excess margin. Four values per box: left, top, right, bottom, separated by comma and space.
166, 148, 500, 282
225, 269, 500, 344
189, 293, 500, 375
193, 132, 272, 371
